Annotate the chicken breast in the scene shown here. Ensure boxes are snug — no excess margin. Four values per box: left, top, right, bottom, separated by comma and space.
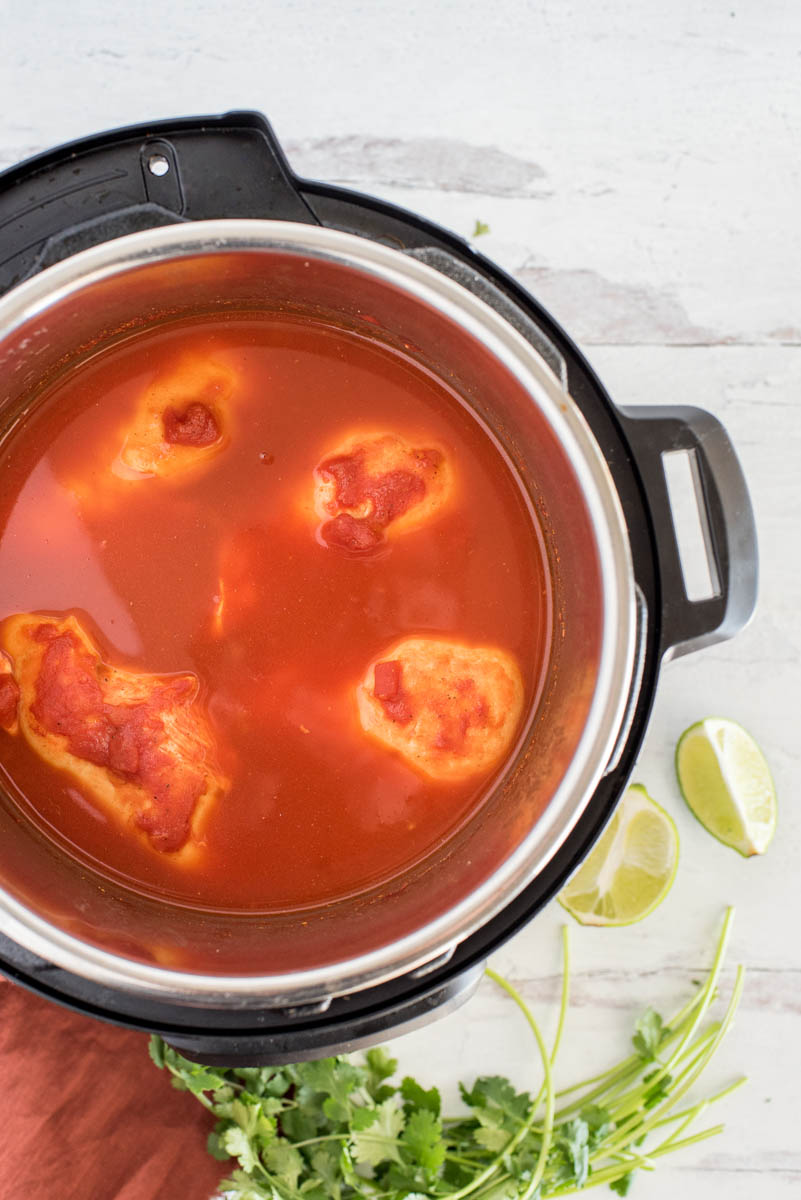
314, 431, 453, 554
357, 636, 524, 781
0, 614, 227, 861
114, 353, 234, 480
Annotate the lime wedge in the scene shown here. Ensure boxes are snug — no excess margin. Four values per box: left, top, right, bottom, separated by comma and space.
558, 784, 679, 926
675, 718, 777, 856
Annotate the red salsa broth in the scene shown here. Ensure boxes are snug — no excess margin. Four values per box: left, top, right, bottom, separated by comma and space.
0, 313, 552, 911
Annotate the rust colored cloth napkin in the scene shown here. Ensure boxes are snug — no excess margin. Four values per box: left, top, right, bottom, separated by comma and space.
0, 979, 226, 1200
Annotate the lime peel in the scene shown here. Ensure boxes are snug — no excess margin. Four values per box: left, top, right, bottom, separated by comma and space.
558, 783, 679, 926
676, 717, 777, 857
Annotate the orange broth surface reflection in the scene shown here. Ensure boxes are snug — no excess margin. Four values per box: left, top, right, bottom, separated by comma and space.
0, 314, 552, 910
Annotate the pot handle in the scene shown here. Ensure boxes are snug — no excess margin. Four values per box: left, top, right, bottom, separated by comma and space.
0, 111, 319, 292
620, 405, 758, 661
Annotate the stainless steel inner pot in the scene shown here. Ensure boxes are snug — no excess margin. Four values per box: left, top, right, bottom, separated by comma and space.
0, 221, 636, 1004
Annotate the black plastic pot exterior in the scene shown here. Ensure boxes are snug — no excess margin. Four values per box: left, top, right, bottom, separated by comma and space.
0, 113, 757, 1063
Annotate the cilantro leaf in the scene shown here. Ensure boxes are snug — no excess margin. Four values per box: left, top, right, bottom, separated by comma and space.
225, 1097, 278, 1144
234, 1067, 275, 1092
221, 1169, 271, 1199
309, 1145, 342, 1200
158, 1042, 230, 1095
383, 1160, 439, 1196
555, 1116, 590, 1188
581, 1103, 616, 1145
279, 1104, 319, 1142
351, 1105, 378, 1131
264, 1069, 291, 1097
610, 1170, 634, 1195
401, 1075, 441, 1117
206, 1128, 232, 1162
223, 1126, 258, 1173
263, 1140, 304, 1191
148, 1035, 166, 1069
633, 1008, 667, 1062
186, 1067, 228, 1096
642, 1069, 674, 1109
461, 1075, 531, 1131
474, 1125, 510, 1151
472, 219, 491, 237
401, 1108, 446, 1173
293, 1058, 363, 1123
365, 1047, 398, 1100
350, 1098, 405, 1167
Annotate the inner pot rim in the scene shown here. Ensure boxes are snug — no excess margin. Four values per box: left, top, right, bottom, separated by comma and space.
0, 220, 636, 1002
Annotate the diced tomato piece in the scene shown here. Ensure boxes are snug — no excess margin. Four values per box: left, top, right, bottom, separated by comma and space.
321, 513, 383, 554
0, 675, 19, 729
374, 660, 402, 700
162, 402, 220, 447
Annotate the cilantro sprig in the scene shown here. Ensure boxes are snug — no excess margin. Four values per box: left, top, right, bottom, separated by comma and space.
151, 908, 745, 1198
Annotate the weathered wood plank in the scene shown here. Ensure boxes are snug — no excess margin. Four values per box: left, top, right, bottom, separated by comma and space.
1, 6, 798, 1196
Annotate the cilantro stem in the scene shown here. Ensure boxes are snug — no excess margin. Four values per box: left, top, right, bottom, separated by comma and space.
655, 1100, 709, 1149
467, 1173, 514, 1200
597, 965, 744, 1163
647, 1123, 725, 1155
524, 923, 571, 1125
553, 1057, 645, 1115
484, 967, 554, 1200
554, 906, 735, 1134
551, 926, 571, 1067
649, 1075, 747, 1129
553, 960, 718, 1113
543, 1157, 649, 1195
597, 1022, 720, 1125
444, 1151, 493, 1168
610, 910, 734, 1132
286, 1132, 355, 1149
435, 967, 553, 1200
543, 1122, 724, 1197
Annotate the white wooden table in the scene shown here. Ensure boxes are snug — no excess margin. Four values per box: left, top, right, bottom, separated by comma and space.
2, 3, 799, 1196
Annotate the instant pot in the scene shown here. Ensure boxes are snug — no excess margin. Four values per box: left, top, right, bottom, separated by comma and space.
0, 112, 757, 1063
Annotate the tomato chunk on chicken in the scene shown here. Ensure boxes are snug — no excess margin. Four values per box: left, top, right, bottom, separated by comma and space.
0, 614, 226, 860
357, 636, 524, 781
314, 431, 453, 554
0, 655, 19, 734
115, 353, 234, 480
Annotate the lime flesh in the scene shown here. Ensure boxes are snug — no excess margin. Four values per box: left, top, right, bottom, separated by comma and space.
676, 718, 777, 857
558, 783, 679, 926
